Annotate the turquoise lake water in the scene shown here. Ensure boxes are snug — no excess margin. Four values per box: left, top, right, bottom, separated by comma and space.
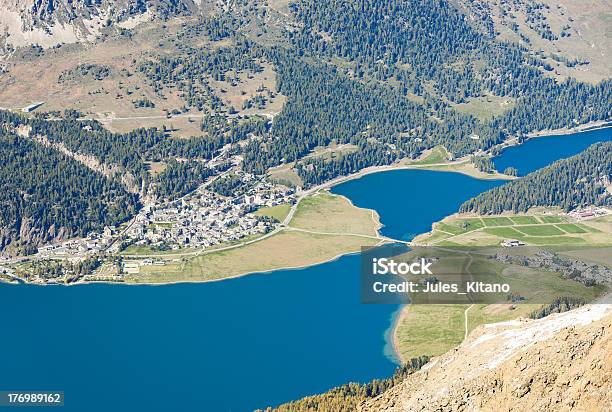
1, 127, 609, 411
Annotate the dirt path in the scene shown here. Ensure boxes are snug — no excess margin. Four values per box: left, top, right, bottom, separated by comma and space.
285, 226, 403, 244
464, 304, 475, 341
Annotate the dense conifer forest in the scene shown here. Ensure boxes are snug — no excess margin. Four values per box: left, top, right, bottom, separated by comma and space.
236, 0, 610, 182
29, 117, 165, 186
153, 160, 217, 200
0, 132, 139, 251
242, 50, 504, 180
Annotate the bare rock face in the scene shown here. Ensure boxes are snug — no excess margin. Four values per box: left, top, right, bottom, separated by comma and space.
364, 303, 612, 412
0, 0, 198, 50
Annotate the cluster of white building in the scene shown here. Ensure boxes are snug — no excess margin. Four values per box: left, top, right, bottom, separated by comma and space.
567, 207, 610, 221
36, 227, 116, 259
6, 170, 295, 272
501, 239, 526, 247
123, 176, 294, 250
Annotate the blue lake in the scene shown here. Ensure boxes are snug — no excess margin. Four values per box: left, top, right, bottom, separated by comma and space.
493, 126, 611, 176
331, 170, 501, 241
0, 259, 397, 412
1, 128, 609, 411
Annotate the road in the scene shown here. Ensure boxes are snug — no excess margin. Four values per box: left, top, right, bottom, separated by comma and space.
464, 304, 475, 341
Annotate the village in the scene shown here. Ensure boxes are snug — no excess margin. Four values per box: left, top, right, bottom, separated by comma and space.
118, 172, 295, 251
10, 171, 296, 274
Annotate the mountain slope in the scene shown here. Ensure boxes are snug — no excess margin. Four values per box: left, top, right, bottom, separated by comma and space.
456, 0, 612, 83
0, 0, 197, 50
364, 301, 612, 411
0, 131, 139, 252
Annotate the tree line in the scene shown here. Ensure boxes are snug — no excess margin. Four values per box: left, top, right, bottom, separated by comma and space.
260, 356, 430, 412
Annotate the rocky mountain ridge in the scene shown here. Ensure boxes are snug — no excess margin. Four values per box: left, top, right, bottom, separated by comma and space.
0, 0, 198, 51
363, 299, 612, 411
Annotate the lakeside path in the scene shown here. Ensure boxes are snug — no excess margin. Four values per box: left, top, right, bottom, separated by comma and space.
525, 119, 612, 138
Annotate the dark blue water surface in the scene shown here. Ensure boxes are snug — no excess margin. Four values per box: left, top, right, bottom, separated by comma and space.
332, 170, 501, 241
493, 126, 612, 176
1, 258, 397, 412
1, 127, 609, 412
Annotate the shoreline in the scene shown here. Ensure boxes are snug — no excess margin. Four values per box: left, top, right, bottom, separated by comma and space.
391, 304, 409, 364
292, 120, 612, 192
62, 246, 373, 288
5, 119, 610, 289
525, 120, 612, 138
490, 121, 612, 156
5, 192, 390, 288
5, 242, 378, 288
4, 119, 610, 365
358, 120, 612, 362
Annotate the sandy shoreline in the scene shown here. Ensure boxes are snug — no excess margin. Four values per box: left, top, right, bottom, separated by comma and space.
391, 305, 410, 364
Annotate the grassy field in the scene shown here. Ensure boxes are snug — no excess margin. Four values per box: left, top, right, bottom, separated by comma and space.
394, 253, 607, 361
483, 226, 525, 238
556, 223, 589, 234
416, 161, 513, 180
395, 304, 466, 360
452, 95, 515, 121
398, 211, 611, 361
129, 191, 382, 283
539, 215, 564, 224
411, 146, 449, 165
437, 218, 485, 234
516, 224, 565, 236
268, 164, 303, 188
131, 230, 378, 283
289, 191, 380, 236
481, 216, 515, 227
509, 216, 540, 225
414, 212, 612, 247
254, 203, 292, 222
